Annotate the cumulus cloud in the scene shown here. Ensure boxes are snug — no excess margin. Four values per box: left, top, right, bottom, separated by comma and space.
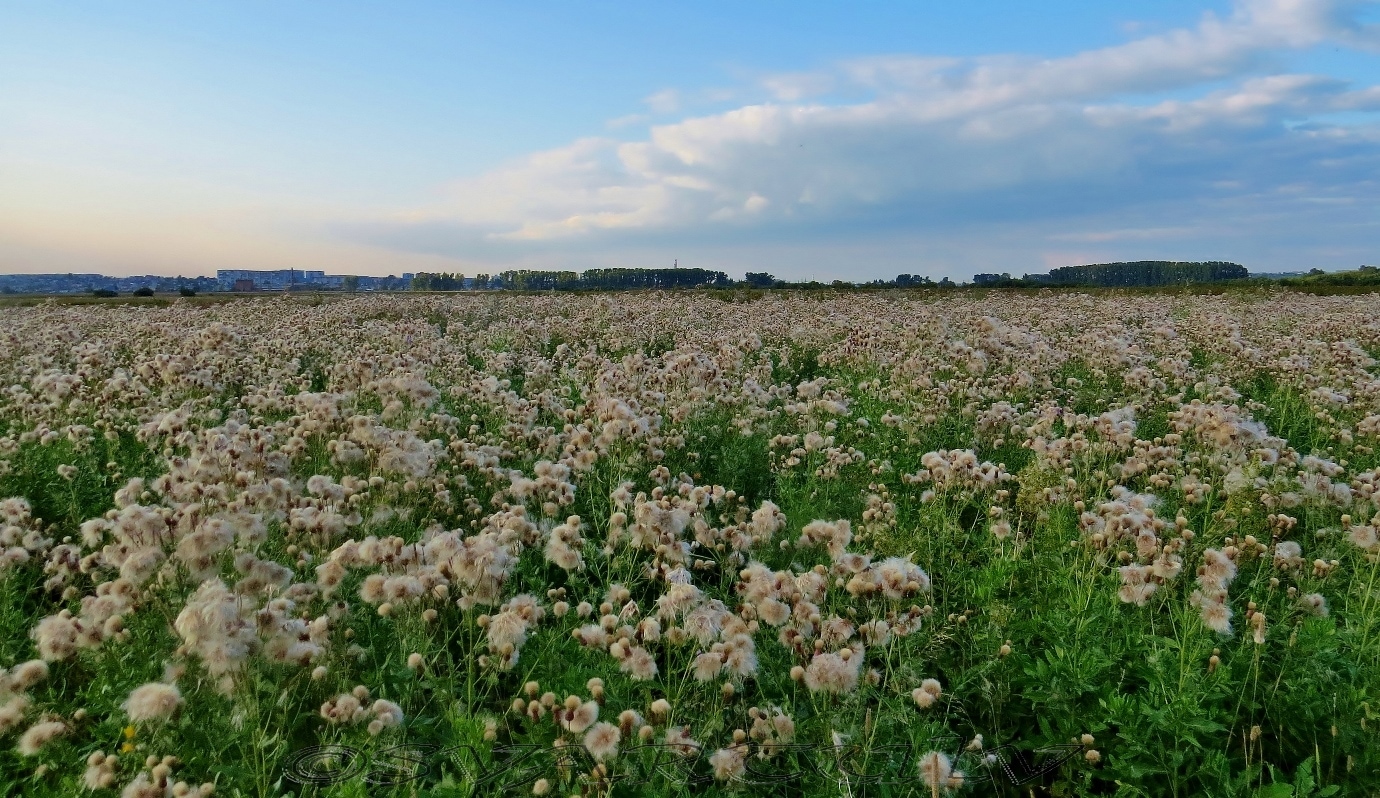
353, 0, 1380, 276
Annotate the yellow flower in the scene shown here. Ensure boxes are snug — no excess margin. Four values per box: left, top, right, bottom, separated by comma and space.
123, 725, 136, 740
120, 743, 135, 754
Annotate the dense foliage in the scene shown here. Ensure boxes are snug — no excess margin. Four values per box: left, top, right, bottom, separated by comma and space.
1026, 261, 1250, 287
1280, 266, 1380, 288
0, 290, 1378, 797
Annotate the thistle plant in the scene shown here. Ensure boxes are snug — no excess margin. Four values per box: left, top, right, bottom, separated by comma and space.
0, 290, 1377, 796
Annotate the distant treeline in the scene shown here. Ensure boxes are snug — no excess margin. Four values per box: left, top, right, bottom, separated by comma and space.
1278, 265, 1380, 287
409, 273, 469, 291
21, 262, 1380, 299
409, 268, 957, 292
1042, 261, 1248, 286
403, 262, 1268, 294
974, 261, 1250, 288
411, 268, 734, 292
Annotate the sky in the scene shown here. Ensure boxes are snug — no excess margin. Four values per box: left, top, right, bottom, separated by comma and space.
1, 1, 1377, 281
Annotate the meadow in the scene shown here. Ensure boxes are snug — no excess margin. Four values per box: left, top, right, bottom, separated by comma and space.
0, 289, 1377, 797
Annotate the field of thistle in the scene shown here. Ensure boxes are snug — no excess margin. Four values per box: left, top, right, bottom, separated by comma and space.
1, 290, 1379, 797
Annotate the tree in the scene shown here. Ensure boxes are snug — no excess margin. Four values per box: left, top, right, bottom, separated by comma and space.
893, 274, 933, 288
411, 272, 466, 291
1029, 261, 1248, 287
132, 287, 154, 297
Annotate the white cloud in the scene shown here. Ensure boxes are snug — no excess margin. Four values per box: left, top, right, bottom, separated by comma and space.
356, 0, 1380, 277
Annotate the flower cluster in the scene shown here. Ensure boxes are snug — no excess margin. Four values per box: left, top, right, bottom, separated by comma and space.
0, 290, 1376, 793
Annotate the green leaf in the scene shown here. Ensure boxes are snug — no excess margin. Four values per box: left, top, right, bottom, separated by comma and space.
1293, 756, 1316, 796
1188, 718, 1226, 734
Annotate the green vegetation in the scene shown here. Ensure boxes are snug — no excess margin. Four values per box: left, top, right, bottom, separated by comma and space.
0, 292, 1377, 797
980, 261, 1252, 288
1280, 266, 1380, 288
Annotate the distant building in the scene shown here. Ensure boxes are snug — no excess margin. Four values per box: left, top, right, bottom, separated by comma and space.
216, 269, 341, 291
0, 269, 409, 296
0, 273, 218, 295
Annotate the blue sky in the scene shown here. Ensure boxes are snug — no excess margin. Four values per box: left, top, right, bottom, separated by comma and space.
1, 1, 1377, 280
